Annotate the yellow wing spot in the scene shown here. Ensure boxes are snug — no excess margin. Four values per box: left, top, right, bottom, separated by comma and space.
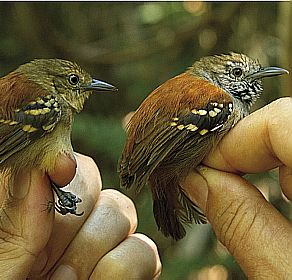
172, 117, 179, 121
191, 109, 198, 114
25, 109, 39, 116
28, 101, 36, 105
209, 110, 217, 117
42, 108, 51, 114
199, 129, 209, 135
186, 124, 198, 131
198, 110, 207, 116
37, 98, 45, 104
211, 102, 218, 106
54, 108, 61, 112
177, 124, 185, 130
44, 101, 52, 107
214, 108, 221, 113
49, 98, 56, 104
53, 102, 59, 108
22, 125, 38, 133
170, 122, 178, 127
218, 103, 224, 108
0, 119, 19, 125
14, 109, 20, 112
42, 123, 55, 131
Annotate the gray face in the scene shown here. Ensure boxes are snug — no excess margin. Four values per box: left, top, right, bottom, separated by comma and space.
213, 55, 263, 105
190, 53, 264, 106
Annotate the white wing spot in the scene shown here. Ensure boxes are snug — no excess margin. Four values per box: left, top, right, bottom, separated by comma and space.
209, 110, 217, 117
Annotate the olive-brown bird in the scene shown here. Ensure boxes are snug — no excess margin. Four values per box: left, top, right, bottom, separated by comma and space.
0, 59, 116, 215
119, 52, 288, 240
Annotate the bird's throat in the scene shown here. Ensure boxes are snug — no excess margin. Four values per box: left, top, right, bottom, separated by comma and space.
61, 91, 91, 113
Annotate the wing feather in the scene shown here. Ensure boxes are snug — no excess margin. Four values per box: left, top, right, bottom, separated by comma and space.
119, 73, 237, 239
120, 101, 233, 190
0, 95, 61, 164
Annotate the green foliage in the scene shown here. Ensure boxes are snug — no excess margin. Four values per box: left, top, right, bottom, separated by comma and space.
72, 113, 125, 187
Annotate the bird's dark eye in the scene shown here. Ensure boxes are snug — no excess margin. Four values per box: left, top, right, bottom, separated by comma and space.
68, 74, 79, 85
232, 67, 243, 77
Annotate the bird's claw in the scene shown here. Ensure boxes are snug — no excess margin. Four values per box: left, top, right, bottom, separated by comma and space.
51, 182, 84, 216
54, 202, 84, 216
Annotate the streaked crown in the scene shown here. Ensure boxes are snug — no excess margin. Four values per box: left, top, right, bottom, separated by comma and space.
189, 52, 288, 106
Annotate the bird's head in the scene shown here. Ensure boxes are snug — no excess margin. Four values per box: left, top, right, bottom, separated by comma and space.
16, 59, 117, 112
189, 52, 289, 107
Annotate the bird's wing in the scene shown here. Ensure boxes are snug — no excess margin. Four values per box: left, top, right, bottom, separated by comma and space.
119, 73, 236, 190
148, 101, 234, 165
120, 100, 234, 191
0, 94, 62, 163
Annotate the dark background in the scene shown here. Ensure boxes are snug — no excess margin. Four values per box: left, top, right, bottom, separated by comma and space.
0, 2, 291, 279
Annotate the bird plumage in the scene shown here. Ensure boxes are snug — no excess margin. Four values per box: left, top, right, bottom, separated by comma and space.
0, 59, 89, 173
0, 58, 116, 215
119, 52, 288, 240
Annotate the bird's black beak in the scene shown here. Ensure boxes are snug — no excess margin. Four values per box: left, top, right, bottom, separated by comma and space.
248, 67, 289, 80
83, 79, 118, 92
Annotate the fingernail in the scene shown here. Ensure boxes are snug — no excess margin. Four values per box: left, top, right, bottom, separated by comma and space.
62, 152, 77, 169
69, 152, 77, 165
51, 265, 78, 280
181, 166, 208, 211
11, 170, 32, 199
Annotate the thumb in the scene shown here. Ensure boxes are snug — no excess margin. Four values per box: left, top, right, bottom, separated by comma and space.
181, 167, 291, 279
0, 169, 54, 279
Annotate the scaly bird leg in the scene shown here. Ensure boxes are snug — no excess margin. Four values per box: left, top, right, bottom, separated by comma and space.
50, 182, 84, 216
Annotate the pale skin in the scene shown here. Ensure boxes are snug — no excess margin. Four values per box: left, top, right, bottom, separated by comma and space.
1, 98, 291, 280
0, 153, 161, 279
182, 97, 292, 279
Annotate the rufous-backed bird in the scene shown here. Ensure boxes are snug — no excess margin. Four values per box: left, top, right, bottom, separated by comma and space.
119, 52, 288, 240
0, 59, 117, 215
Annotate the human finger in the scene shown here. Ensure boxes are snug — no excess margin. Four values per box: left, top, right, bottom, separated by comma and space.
279, 165, 292, 200
48, 153, 77, 187
90, 233, 161, 280
29, 153, 101, 277
181, 167, 291, 279
204, 98, 292, 174
0, 169, 54, 279
48, 189, 137, 279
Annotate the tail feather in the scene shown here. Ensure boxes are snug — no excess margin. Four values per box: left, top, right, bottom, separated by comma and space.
179, 189, 207, 224
151, 175, 206, 240
153, 196, 186, 240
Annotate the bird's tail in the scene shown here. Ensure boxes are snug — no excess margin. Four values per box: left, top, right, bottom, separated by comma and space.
151, 176, 207, 240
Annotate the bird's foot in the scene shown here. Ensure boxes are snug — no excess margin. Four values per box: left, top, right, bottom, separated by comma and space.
51, 182, 84, 216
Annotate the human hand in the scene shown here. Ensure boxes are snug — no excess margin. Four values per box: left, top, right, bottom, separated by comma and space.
0, 153, 161, 279
181, 98, 292, 279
